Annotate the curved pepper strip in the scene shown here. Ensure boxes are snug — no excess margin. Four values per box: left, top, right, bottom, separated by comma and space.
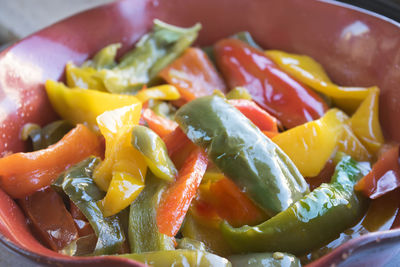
175, 95, 309, 216
162, 127, 191, 156
338, 124, 372, 162
21, 120, 74, 151
360, 187, 400, 232
98, 20, 201, 93
156, 148, 208, 237
66, 63, 107, 91
273, 109, 345, 177
52, 157, 126, 255
202, 31, 262, 64
194, 177, 268, 228
141, 108, 178, 138
355, 145, 400, 199
228, 252, 301, 267
84, 43, 121, 70
131, 125, 177, 182
119, 249, 231, 267
93, 104, 147, 217
0, 124, 103, 198
66, 43, 120, 90
45, 80, 141, 132
273, 108, 371, 177
221, 155, 370, 256
350, 87, 384, 154
19, 187, 78, 251
159, 47, 227, 104
228, 99, 278, 132
265, 50, 373, 113
230, 31, 262, 50
128, 172, 174, 253
134, 85, 180, 103
214, 39, 327, 129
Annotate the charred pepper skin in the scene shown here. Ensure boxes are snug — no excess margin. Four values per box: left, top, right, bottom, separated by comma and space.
175, 95, 309, 217
221, 155, 370, 256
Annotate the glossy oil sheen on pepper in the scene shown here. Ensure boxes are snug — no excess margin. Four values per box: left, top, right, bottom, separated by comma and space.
175, 95, 309, 216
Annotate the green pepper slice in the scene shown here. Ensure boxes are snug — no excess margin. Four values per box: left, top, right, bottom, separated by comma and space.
85, 43, 121, 69
221, 155, 370, 256
175, 95, 309, 216
21, 120, 74, 151
230, 31, 262, 50
131, 125, 177, 182
52, 157, 126, 255
99, 20, 201, 93
128, 172, 175, 253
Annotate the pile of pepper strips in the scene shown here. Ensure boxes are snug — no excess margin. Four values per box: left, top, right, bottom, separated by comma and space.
0, 20, 399, 266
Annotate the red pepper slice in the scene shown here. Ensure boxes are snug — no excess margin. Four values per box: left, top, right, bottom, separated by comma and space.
355, 145, 400, 199
141, 108, 178, 138
228, 99, 278, 132
0, 124, 103, 198
162, 127, 191, 157
214, 39, 328, 128
209, 177, 267, 227
160, 47, 227, 104
19, 187, 78, 251
157, 148, 208, 236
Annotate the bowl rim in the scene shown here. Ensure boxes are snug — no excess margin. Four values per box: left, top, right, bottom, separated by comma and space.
319, 0, 400, 27
0, 233, 146, 266
0, 0, 400, 266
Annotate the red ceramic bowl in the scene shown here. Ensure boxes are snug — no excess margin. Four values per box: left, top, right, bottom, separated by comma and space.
0, 0, 400, 266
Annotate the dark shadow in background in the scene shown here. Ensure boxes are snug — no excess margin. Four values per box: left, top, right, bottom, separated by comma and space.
337, 0, 400, 22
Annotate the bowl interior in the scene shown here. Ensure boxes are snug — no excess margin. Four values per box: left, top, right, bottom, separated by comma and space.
0, 0, 400, 265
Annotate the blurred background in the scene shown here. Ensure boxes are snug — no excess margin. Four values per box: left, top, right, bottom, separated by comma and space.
0, 0, 399, 51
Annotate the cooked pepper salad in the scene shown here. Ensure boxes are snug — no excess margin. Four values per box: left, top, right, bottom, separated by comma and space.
1, 20, 399, 266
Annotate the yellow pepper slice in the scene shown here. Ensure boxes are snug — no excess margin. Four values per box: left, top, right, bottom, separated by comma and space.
272, 109, 346, 177
66, 44, 121, 90
87, 43, 121, 69
93, 104, 147, 217
273, 108, 372, 177
338, 124, 372, 162
65, 63, 107, 91
265, 50, 373, 113
350, 86, 384, 154
100, 166, 145, 217
45, 80, 140, 132
135, 85, 180, 103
